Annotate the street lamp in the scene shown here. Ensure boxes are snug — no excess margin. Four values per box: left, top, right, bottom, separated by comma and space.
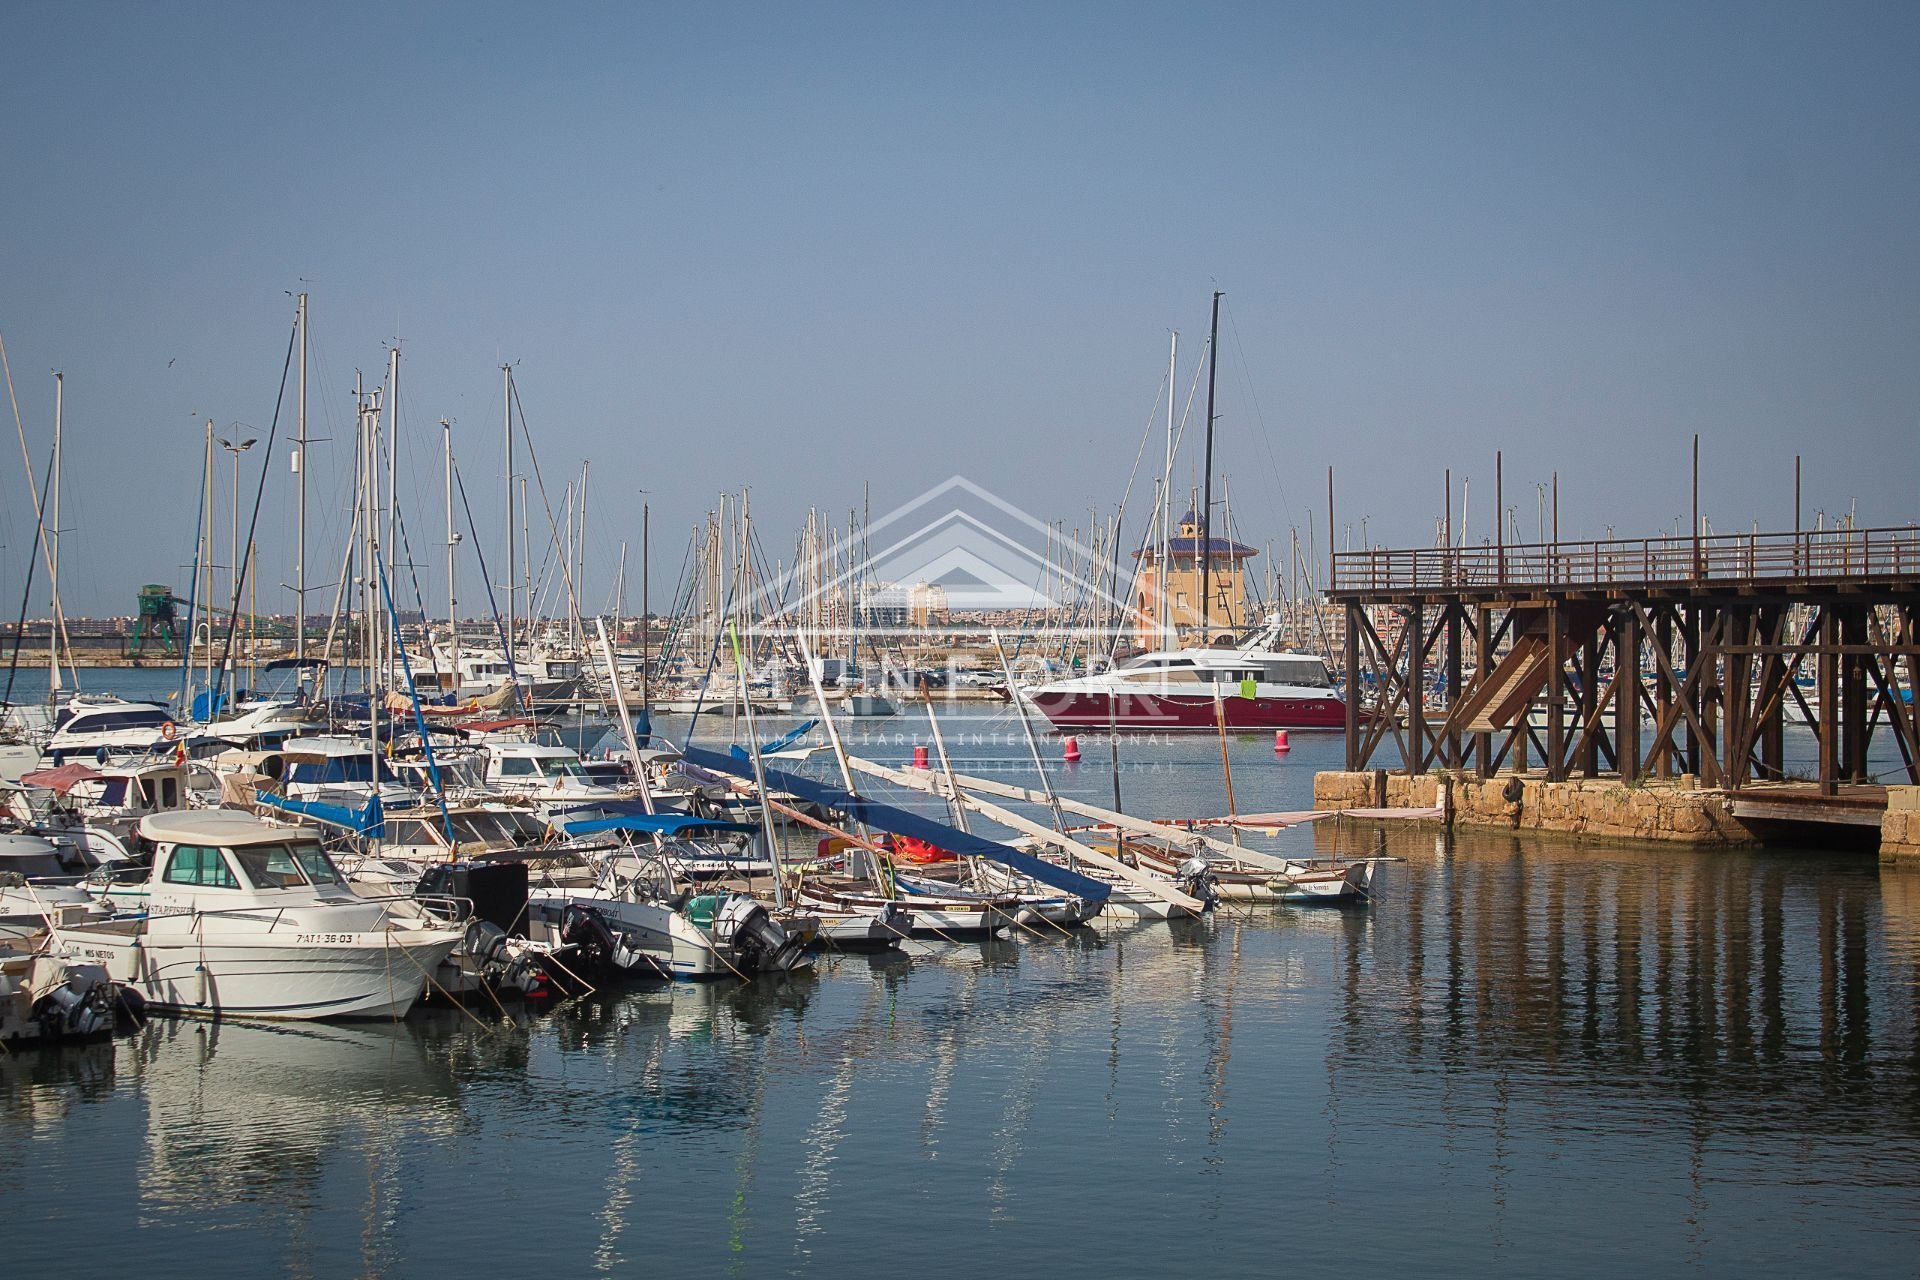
217, 433, 256, 636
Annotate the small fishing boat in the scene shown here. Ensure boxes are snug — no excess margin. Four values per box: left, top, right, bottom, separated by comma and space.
0, 940, 124, 1043
59, 811, 462, 1020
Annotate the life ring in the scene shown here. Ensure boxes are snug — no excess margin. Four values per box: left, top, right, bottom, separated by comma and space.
160, 722, 178, 742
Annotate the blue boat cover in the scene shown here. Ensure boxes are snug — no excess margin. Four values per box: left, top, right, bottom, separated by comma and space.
679, 745, 1109, 903
255, 789, 386, 836
560, 814, 759, 838
760, 720, 818, 754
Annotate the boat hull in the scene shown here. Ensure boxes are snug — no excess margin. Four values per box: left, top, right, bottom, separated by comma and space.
1029, 689, 1344, 731
58, 924, 459, 1020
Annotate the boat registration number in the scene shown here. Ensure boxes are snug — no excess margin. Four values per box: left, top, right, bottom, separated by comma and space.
295, 933, 359, 944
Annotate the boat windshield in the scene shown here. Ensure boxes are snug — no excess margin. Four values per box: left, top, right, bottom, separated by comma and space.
230, 841, 345, 890
538, 757, 589, 779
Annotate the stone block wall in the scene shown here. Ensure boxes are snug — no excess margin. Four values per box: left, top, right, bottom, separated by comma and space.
1313, 769, 1753, 846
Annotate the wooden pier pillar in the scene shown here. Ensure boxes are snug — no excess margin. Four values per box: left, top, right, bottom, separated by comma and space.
1547, 600, 1567, 782
1617, 605, 1641, 783
1841, 604, 1868, 783
1445, 602, 1464, 770
1343, 601, 1360, 771
1819, 606, 1839, 795
1407, 600, 1427, 775
1655, 608, 1675, 779
1474, 604, 1494, 778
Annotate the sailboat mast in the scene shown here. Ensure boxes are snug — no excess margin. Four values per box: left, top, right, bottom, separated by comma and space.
1161, 330, 1176, 645
641, 501, 650, 718
578, 460, 590, 648
384, 346, 400, 684
47, 371, 62, 691
203, 418, 214, 691
443, 418, 458, 691
503, 365, 514, 655
1198, 290, 1222, 642
294, 292, 308, 666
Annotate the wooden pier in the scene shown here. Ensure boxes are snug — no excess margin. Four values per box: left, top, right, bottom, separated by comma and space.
1328, 524, 1920, 801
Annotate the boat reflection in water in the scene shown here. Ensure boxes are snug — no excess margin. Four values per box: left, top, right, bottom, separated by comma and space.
9, 818, 1920, 1278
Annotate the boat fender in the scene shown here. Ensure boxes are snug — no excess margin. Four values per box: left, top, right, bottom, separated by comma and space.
1502, 776, 1525, 805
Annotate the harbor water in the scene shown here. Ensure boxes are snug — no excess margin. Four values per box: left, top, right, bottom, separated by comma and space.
5, 680, 1920, 1276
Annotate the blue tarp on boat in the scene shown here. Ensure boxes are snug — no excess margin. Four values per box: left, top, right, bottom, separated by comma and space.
254, 789, 386, 836
560, 814, 759, 838
679, 745, 1110, 903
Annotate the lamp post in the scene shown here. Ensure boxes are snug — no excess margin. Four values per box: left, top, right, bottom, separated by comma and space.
217, 433, 256, 656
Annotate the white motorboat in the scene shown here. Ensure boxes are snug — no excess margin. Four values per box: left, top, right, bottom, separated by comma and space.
0, 832, 112, 941
59, 810, 462, 1020
44, 695, 185, 759
524, 850, 813, 980
1025, 613, 1345, 732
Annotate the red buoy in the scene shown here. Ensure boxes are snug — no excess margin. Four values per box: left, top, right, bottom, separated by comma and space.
913, 744, 930, 769
1274, 730, 1291, 753
1062, 735, 1081, 762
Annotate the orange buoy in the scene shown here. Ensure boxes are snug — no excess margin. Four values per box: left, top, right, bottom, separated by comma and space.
913, 744, 930, 769
1062, 735, 1081, 762
1274, 730, 1291, 752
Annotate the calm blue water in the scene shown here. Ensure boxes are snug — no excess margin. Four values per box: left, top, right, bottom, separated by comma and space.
5, 681, 1920, 1276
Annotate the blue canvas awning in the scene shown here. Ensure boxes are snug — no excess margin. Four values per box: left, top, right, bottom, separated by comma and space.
255, 789, 385, 836
679, 745, 1109, 903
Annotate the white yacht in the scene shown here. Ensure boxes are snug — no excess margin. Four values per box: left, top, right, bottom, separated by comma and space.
1025, 613, 1345, 732
45, 695, 184, 758
59, 810, 462, 1020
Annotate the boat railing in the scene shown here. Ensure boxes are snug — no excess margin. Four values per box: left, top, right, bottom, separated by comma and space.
1332, 523, 1920, 593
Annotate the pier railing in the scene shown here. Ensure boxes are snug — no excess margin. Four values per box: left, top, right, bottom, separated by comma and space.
1332, 525, 1920, 594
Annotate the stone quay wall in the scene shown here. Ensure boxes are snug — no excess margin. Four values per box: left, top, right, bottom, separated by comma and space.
1313, 770, 1754, 847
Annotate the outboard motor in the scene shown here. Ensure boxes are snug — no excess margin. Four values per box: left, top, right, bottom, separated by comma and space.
1174, 856, 1219, 912
560, 903, 655, 978
29, 957, 119, 1041
712, 896, 807, 973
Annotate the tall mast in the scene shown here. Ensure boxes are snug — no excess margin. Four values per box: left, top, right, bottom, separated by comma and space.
48, 371, 62, 691
384, 345, 400, 683
640, 500, 650, 719
203, 418, 214, 691
578, 460, 590, 647
1198, 290, 1222, 643
294, 292, 308, 666
443, 417, 458, 690
1161, 330, 1176, 645
502, 365, 514, 655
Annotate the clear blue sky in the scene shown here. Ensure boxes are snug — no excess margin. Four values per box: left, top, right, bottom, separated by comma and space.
2, 2, 1916, 617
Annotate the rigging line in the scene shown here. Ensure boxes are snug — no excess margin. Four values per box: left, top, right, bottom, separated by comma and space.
452, 458, 520, 694
0, 441, 56, 708
1166, 337, 1209, 495
0, 334, 79, 688
1110, 366, 1174, 540
652, 527, 699, 673
505, 374, 590, 644
1222, 299, 1299, 537
175, 446, 210, 709
212, 310, 300, 705
385, 470, 444, 690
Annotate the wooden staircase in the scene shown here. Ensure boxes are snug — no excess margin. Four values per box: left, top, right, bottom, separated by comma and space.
1448, 631, 1563, 734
